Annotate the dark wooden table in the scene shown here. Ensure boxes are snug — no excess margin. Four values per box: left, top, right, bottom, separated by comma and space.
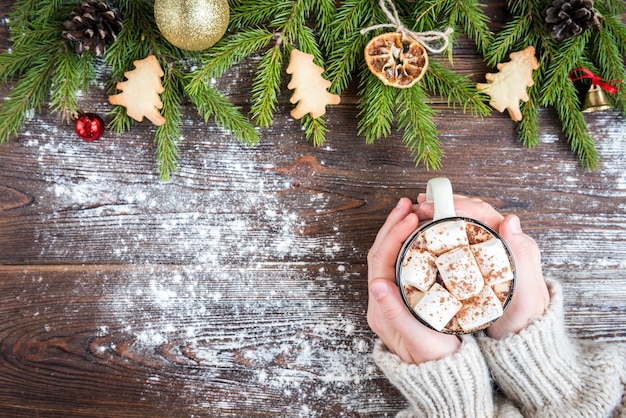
1, 2, 625, 416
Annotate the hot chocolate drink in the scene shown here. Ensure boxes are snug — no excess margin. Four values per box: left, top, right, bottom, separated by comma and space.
398, 218, 515, 334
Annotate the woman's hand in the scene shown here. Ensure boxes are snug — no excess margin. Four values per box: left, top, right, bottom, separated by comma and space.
415, 194, 550, 339
367, 197, 461, 364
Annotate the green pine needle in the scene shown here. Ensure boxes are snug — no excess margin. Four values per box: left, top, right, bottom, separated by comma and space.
357, 69, 396, 144
590, 14, 626, 110
540, 34, 588, 107
396, 86, 442, 170
250, 45, 283, 128
154, 63, 183, 181
301, 114, 328, 147
490, 0, 626, 168
555, 83, 600, 169
0, 55, 56, 144
313, 0, 338, 52
516, 93, 540, 148
423, 61, 492, 117
326, 29, 368, 94
485, 15, 532, 67
49, 45, 87, 122
2, 0, 624, 176
188, 28, 274, 85
440, 0, 494, 56
228, 1, 288, 28
331, 0, 495, 168
185, 76, 260, 147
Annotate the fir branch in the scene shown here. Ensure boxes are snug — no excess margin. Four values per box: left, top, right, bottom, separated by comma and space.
292, 24, 321, 62
312, 0, 337, 53
408, 0, 441, 31
8, 1, 65, 47
301, 114, 328, 147
0, 0, 63, 144
329, 0, 374, 43
451, 0, 494, 56
326, 29, 369, 94
104, 1, 152, 134
540, 33, 589, 107
590, 14, 626, 109
424, 0, 494, 57
0, 57, 55, 144
326, 0, 375, 94
597, 0, 626, 15
184, 75, 260, 147
154, 63, 183, 181
49, 45, 86, 122
250, 45, 283, 128
1, 1, 64, 80
272, 0, 304, 45
107, 0, 169, 84
423, 60, 492, 117
107, 104, 132, 134
228, 0, 288, 29
596, 11, 626, 58
516, 92, 540, 148
332, 0, 503, 167
396, 86, 442, 170
6, 0, 39, 27
188, 28, 273, 84
357, 68, 396, 144
492, 0, 625, 168
227, 0, 333, 146
484, 15, 532, 67
0, 36, 57, 82
555, 82, 600, 169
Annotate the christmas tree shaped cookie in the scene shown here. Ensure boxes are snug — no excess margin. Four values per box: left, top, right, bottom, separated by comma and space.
109, 55, 166, 126
286, 49, 340, 119
477, 46, 539, 121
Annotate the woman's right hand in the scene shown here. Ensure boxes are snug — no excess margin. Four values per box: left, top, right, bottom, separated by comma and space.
415, 194, 550, 339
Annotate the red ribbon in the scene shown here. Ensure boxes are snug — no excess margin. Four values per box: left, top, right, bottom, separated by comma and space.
568, 68, 620, 94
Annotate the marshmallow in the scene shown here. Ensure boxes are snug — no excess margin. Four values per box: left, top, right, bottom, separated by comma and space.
403, 285, 425, 308
413, 283, 462, 331
466, 222, 493, 244
492, 281, 514, 304
456, 285, 504, 331
445, 316, 462, 333
400, 248, 437, 292
470, 238, 514, 286
436, 246, 484, 300
423, 219, 469, 255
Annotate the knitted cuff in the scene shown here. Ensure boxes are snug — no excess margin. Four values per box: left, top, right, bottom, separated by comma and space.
478, 279, 626, 416
373, 337, 493, 417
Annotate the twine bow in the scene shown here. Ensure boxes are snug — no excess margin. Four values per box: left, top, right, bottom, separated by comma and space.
360, 0, 453, 54
568, 68, 620, 94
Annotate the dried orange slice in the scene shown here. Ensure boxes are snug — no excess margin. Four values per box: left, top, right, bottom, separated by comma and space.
364, 32, 428, 88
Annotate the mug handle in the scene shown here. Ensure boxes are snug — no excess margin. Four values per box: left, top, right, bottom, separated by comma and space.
426, 177, 456, 220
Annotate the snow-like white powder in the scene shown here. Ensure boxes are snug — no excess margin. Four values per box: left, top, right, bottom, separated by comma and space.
23, 119, 387, 415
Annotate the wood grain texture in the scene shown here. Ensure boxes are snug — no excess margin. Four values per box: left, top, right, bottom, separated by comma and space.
0, 1, 625, 416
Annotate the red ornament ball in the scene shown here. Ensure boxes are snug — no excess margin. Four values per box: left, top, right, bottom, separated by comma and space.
74, 112, 105, 141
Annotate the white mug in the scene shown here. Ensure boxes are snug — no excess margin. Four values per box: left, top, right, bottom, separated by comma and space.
396, 178, 516, 334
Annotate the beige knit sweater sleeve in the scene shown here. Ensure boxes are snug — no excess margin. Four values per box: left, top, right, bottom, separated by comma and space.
477, 279, 626, 418
373, 279, 626, 418
373, 336, 494, 417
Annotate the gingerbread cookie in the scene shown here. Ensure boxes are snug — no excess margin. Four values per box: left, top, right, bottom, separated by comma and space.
286, 49, 341, 119
109, 55, 166, 126
477, 46, 539, 122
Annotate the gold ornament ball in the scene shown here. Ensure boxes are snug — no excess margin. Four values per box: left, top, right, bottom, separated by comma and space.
154, 0, 229, 51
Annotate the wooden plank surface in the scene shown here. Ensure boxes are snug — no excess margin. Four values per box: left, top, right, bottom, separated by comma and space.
1, 1, 625, 416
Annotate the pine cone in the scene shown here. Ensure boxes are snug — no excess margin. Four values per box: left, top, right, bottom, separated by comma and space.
545, 0, 598, 41
62, 1, 123, 57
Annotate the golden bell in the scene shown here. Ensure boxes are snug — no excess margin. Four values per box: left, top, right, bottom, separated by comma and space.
582, 84, 612, 113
